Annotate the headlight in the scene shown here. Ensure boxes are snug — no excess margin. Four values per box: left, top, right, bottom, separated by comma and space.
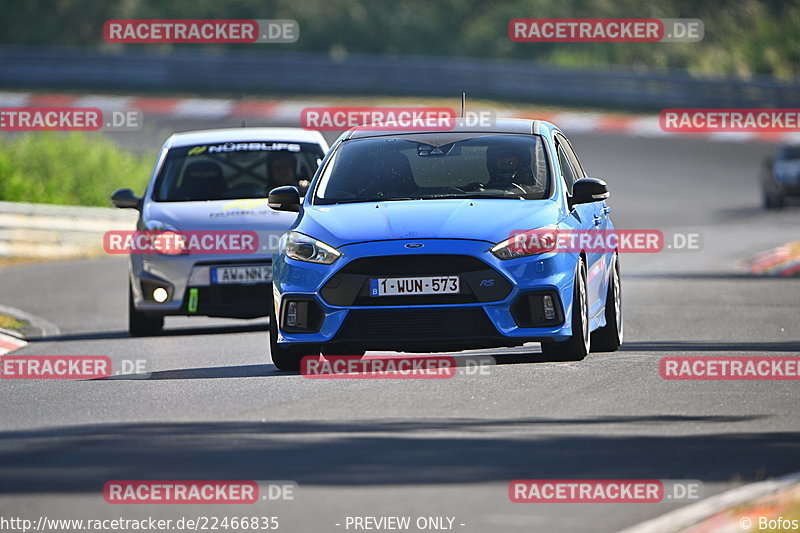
143, 221, 187, 255
285, 231, 341, 264
490, 225, 558, 260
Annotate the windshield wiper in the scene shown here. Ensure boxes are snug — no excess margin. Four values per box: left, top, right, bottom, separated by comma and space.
420, 194, 526, 200
326, 197, 422, 204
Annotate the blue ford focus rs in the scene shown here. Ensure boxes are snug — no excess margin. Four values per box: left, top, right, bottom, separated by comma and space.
267, 119, 622, 370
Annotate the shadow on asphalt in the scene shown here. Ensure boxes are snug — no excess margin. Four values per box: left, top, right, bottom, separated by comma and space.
0, 416, 795, 494
104, 364, 282, 380
104, 354, 513, 380
624, 272, 796, 280
715, 203, 800, 221
26, 323, 269, 342
620, 341, 800, 352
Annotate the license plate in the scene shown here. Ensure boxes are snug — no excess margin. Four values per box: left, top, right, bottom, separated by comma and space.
211, 265, 272, 284
370, 276, 459, 296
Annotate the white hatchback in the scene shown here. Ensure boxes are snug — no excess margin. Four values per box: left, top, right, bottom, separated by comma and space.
111, 128, 329, 336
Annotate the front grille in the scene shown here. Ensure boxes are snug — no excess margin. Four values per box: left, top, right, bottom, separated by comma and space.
199, 284, 270, 306
183, 284, 269, 318
358, 310, 447, 337
321, 254, 512, 306
335, 308, 500, 342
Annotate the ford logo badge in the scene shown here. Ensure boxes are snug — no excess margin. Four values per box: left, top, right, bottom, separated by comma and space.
404, 243, 424, 249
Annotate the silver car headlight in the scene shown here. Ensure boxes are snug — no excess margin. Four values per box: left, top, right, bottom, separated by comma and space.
285, 231, 341, 265
142, 221, 188, 256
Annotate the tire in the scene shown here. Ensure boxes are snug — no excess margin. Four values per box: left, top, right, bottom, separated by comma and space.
540, 257, 590, 361
128, 284, 163, 337
763, 186, 784, 209
269, 298, 318, 371
591, 253, 623, 352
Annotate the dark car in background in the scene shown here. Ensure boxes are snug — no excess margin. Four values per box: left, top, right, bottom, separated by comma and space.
762, 145, 800, 209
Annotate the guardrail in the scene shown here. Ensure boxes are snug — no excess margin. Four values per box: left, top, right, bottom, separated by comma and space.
0, 201, 136, 258
1, 46, 799, 110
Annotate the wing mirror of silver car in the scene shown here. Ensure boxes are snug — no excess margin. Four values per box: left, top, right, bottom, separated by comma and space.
111, 188, 143, 210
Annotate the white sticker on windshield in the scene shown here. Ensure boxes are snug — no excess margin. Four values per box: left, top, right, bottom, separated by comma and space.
202, 142, 301, 153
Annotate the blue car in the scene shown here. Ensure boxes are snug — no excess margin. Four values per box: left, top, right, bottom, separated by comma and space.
267, 119, 622, 370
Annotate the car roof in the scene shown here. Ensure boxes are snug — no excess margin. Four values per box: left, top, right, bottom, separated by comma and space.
164, 128, 329, 149
344, 118, 558, 140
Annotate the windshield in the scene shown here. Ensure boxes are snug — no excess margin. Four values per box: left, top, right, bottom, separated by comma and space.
153, 141, 325, 202
313, 133, 551, 204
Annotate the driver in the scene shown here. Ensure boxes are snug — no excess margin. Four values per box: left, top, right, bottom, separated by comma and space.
485, 144, 533, 188
269, 153, 297, 186
463, 144, 534, 192
269, 152, 310, 195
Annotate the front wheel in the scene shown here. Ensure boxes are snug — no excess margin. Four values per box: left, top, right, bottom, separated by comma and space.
591, 253, 623, 352
128, 284, 163, 337
540, 257, 590, 361
763, 185, 785, 209
269, 298, 318, 371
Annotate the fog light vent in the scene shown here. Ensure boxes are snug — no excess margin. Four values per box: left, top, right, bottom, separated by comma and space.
509, 291, 563, 327
286, 301, 298, 327
281, 299, 323, 333
543, 294, 556, 320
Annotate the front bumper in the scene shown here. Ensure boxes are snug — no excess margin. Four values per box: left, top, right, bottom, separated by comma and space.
272, 239, 579, 351
129, 253, 273, 319
770, 173, 800, 197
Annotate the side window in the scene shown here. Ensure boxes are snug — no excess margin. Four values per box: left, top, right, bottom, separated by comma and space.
557, 144, 578, 195
560, 137, 586, 178
555, 134, 587, 195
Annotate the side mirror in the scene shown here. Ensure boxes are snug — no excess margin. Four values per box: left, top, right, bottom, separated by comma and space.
268, 186, 301, 212
111, 188, 142, 210
570, 178, 609, 207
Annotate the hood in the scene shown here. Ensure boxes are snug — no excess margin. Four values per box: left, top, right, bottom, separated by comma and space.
144, 199, 297, 231
296, 199, 562, 248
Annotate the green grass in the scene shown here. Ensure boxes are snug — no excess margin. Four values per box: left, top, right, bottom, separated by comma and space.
0, 313, 27, 332
0, 133, 154, 207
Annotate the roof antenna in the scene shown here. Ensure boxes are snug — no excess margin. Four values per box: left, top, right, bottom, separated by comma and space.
461, 92, 466, 118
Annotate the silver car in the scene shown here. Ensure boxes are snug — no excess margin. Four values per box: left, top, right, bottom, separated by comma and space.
111, 128, 329, 336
